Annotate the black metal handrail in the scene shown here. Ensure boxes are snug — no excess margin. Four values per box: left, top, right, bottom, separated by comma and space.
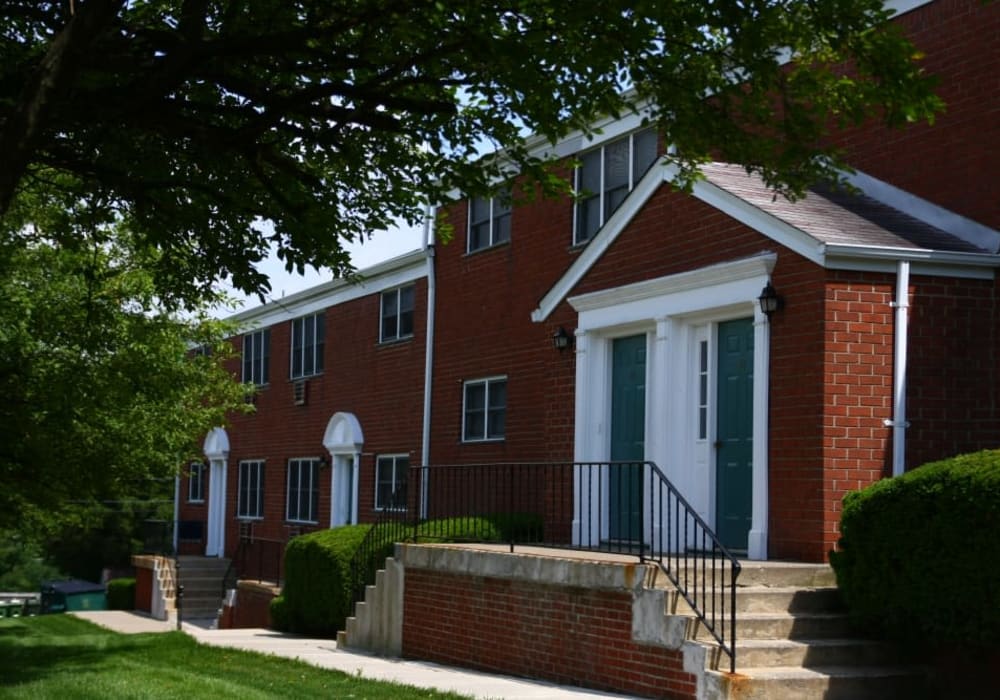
346, 461, 741, 672
221, 524, 288, 601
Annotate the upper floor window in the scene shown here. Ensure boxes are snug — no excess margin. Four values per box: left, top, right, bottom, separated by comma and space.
463, 376, 507, 442
290, 312, 324, 379
187, 462, 205, 503
380, 285, 415, 343
375, 454, 409, 511
237, 460, 265, 519
574, 128, 658, 245
242, 329, 270, 386
468, 190, 511, 252
286, 458, 320, 523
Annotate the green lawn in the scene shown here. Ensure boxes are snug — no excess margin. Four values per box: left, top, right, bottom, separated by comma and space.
0, 615, 468, 699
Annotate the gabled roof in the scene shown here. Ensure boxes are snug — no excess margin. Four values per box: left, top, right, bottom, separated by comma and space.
532, 160, 1000, 322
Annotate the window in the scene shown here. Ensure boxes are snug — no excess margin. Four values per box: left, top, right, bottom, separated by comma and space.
468, 190, 512, 252
286, 458, 320, 523
242, 329, 270, 386
463, 377, 507, 442
698, 340, 709, 440
187, 462, 205, 503
290, 313, 324, 379
375, 455, 409, 510
237, 460, 265, 519
380, 285, 415, 343
574, 128, 658, 245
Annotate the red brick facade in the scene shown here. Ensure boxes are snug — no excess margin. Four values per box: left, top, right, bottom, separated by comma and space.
178, 0, 997, 568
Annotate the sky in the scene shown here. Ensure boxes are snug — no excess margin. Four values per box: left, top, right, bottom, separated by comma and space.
211, 220, 426, 317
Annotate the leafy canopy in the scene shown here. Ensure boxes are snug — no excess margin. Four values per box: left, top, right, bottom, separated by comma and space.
0, 199, 249, 530
0, 0, 941, 302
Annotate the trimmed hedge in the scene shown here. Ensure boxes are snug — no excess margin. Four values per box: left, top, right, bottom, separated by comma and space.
830, 449, 1000, 649
274, 514, 541, 636
106, 577, 136, 610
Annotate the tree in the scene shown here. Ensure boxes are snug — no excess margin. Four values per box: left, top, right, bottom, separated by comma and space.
0, 194, 249, 532
0, 0, 941, 303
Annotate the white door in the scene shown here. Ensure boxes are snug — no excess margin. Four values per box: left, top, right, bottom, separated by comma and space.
330, 454, 358, 527
205, 458, 227, 557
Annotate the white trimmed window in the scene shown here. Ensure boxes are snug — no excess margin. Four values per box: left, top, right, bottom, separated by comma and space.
237, 460, 265, 519
462, 376, 507, 442
380, 285, 415, 343
286, 458, 320, 523
290, 313, 324, 379
242, 329, 270, 386
187, 462, 205, 503
375, 454, 409, 511
468, 190, 512, 252
574, 128, 658, 245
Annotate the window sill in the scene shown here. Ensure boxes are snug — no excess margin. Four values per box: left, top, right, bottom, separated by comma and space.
289, 372, 323, 382
285, 519, 318, 526
461, 437, 506, 444
378, 334, 414, 347
465, 240, 511, 257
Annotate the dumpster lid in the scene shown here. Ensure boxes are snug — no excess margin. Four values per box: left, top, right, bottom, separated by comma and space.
42, 579, 106, 595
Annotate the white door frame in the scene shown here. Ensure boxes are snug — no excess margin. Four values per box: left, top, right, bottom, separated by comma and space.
568, 254, 774, 560
323, 412, 364, 528
203, 427, 230, 558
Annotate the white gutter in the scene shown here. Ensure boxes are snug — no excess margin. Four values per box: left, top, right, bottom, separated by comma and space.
420, 206, 436, 519
885, 260, 911, 477
172, 474, 180, 553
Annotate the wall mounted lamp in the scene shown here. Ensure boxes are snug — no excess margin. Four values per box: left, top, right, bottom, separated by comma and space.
552, 326, 573, 352
758, 282, 784, 318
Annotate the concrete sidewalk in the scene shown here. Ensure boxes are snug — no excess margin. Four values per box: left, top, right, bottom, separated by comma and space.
71, 611, 632, 699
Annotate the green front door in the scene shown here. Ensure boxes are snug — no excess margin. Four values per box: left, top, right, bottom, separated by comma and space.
610, 334, 646, 542
716, 318, 754, 552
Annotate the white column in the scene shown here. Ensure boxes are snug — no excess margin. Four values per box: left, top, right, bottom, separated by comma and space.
748, 307, 771, 560
205, 459, 228, 557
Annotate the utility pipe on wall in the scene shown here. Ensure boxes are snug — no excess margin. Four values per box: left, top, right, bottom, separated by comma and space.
420, 205, 436, 519
886, 260, 911, 477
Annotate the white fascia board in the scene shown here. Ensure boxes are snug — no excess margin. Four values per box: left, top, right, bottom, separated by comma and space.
230, 250, 428, 331
823, 244, 999, 279
885, 0, 934, 17
845, 169, 1000, 254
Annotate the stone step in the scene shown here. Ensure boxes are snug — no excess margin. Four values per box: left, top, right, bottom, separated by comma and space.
733, 586, 843, 614
652, 561, 835, 590
713, 638, 901, 670
705, 665, 928, 700
692, 611, 854, 641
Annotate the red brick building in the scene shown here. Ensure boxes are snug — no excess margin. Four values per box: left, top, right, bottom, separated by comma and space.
178, 0, 998, 565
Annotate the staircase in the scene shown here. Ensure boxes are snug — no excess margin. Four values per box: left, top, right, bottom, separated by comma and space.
663, 562, 927, 699
176, 556, 230, 622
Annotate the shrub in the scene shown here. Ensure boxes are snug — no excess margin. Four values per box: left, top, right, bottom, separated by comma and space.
830, 449, 1000, 649
268, 595, 289, 631
106, 578, 136, 610
281, 524, 372, 637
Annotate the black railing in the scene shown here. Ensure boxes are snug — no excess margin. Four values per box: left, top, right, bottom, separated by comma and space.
221, 523, 287, 600
347, 461, 741, 672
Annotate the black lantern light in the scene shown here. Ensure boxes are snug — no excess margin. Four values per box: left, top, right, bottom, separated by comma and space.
758, 282, 783, 318
552, 326, 573, 352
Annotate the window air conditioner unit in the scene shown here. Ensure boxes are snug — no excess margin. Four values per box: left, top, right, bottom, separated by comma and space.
293, 379, 308, 406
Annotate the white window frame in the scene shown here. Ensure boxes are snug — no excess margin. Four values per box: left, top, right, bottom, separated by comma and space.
573, 127, 658, 246
467, 190, 512, 253
375, 454, 410, 511
380, 285, 415, 343
462, 376, 508, 442
290, 312, 324, 379
187, 462, 205, 503
237, 460, 265, 520
286, 458, 320, 524
242, 329, 270, 386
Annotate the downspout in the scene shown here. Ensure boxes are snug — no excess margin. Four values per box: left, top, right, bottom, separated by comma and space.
886, 260, 910, 477
172, 474, 180, 553
420, 206, 436, 519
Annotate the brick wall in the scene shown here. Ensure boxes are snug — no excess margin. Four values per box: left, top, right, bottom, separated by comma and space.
402, 557, 697, 699
839, 0, 1000, 230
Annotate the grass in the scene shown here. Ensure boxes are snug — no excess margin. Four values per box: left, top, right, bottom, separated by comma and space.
0, 615, 468, 699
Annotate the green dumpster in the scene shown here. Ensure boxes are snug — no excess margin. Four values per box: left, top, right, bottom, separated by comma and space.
41, 580, 107, 613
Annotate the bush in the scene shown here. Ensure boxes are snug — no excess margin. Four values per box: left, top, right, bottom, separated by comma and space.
281, 524, 373, 637
106, 578, 136, 610
830, 449, 1000, 649
269, 595, 289, 631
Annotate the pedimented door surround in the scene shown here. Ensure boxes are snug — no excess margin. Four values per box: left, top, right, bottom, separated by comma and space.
569, 253, 775, 560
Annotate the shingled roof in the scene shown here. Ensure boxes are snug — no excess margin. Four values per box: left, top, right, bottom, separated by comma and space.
699, 162, 988, 254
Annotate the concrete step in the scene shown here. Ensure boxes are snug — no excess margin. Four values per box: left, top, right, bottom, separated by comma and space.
733, 586, 843, 614
653, 561, 835, 590
692, 611, 854, 641
717, 638, 902, 670
705, 665, 928, 700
